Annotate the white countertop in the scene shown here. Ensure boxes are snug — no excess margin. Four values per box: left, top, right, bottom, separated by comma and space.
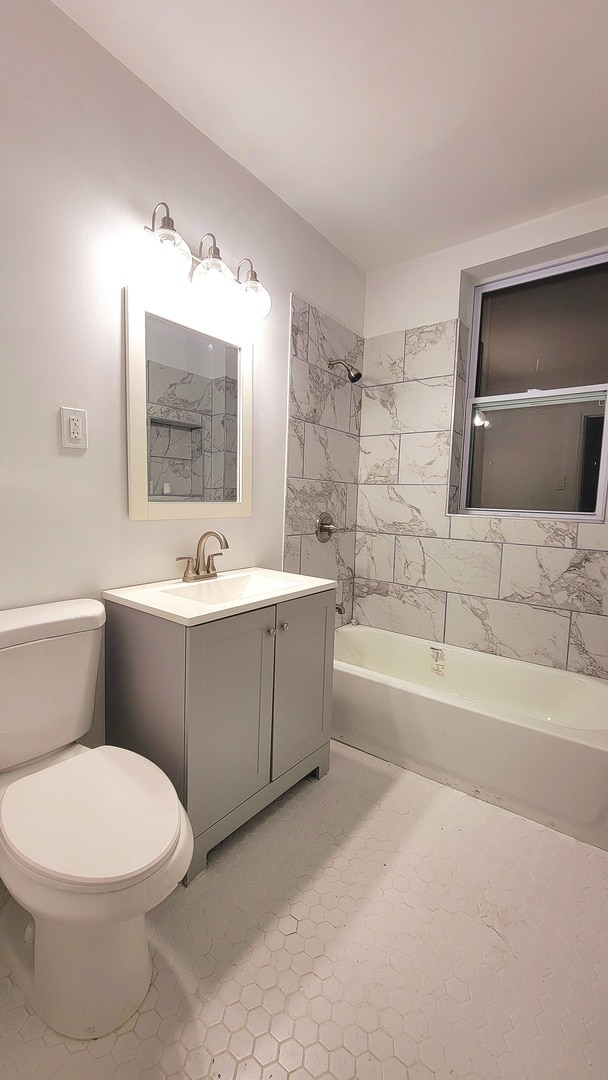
103, 567, 337, 626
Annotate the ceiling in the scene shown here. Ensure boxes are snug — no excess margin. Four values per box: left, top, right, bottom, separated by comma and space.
50, 0, 608, 272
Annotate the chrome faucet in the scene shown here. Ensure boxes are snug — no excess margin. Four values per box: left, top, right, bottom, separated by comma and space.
176, 531, 229, 581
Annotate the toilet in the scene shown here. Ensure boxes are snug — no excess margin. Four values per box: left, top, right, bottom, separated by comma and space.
0, 599, 193, 1039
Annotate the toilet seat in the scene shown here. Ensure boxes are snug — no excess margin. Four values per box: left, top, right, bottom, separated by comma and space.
0, 746, 181, 889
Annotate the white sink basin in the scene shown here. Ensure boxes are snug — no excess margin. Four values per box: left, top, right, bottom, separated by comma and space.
163, 571, 298, 608
103, 567, 336, 626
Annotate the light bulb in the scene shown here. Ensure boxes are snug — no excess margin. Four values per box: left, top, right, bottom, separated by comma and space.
155, 232, 192, 276
193, 260, 238, 318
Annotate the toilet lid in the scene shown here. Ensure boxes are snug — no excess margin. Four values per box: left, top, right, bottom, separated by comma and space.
0, 746, 181, 887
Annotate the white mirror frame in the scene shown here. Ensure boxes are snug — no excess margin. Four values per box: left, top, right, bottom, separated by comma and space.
124, 285, 252, 521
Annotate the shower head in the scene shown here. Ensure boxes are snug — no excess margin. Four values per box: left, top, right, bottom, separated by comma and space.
327, 358, 362, 383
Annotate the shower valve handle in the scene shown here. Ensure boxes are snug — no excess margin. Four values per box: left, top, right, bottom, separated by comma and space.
316, 512, 338, 543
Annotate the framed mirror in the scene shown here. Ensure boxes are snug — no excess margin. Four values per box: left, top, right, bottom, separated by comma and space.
124, 286, 252, 520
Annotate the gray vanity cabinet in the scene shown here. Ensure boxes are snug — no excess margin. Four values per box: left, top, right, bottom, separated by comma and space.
185, 606, 275, 838
105, 587, 334, 882
271, 592, 334, 778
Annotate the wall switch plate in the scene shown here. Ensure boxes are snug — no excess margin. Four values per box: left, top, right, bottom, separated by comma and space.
59, 407, 88, 449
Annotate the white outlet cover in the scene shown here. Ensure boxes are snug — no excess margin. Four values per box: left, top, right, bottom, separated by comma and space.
59, 407, 88, 449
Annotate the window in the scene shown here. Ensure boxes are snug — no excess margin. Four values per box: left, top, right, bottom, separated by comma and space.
461, 254, 608, 518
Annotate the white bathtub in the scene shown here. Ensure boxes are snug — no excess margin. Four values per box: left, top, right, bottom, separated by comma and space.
333, 625, 608, 850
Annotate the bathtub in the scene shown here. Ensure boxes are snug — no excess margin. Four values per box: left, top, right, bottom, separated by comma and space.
333, 625, 608, 850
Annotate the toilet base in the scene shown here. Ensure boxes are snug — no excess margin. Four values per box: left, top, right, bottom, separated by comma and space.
0, 898, 152, 1039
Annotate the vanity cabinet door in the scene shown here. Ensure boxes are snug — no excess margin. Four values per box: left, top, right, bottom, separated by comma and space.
271, 590, 334, 780
185, 606, 275, 836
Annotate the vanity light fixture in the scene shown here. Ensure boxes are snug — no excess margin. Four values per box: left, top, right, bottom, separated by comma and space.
144, 202, 192, 275
143, 203, 272, 322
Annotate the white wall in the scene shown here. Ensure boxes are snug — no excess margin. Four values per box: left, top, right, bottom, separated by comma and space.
365, 196, 608, 335
0, 0, 365, 612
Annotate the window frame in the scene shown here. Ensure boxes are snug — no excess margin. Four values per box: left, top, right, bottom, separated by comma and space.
459, 251, 608, 521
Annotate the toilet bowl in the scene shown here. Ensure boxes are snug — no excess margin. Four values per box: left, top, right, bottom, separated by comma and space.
0, 600, 194, 1038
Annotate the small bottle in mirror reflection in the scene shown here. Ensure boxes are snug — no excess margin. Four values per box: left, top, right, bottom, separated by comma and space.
163, 482, 172, 496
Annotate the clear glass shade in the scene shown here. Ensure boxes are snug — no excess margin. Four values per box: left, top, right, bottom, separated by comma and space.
192, 256, 235, 284
192, 258, 238, 317
240, 278, 272, 322
152, 228, 192, 276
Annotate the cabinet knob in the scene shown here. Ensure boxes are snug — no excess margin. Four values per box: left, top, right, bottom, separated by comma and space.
281, 622, 290, 631
267, 627, 276, 637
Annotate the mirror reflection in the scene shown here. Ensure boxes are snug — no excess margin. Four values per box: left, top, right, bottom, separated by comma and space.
468, 394, 605, 513
146, 315, 239, 502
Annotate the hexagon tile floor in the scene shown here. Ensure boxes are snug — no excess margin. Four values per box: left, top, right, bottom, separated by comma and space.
2, 741, 608, 1080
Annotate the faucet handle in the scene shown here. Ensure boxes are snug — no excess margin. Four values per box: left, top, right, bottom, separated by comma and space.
205, 551, 223, 576
176, 556, 197, 582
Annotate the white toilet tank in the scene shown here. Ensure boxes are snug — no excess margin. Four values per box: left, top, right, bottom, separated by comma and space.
0, 600, 105, 771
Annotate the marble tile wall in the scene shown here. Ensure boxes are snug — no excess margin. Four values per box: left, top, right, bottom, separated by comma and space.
147, 361, 208, 499
208, 376, 238, 502
147, 363, 237, 501
354, 321, 608, 678
284, 296, 363, 623
284, 303, 608, 676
